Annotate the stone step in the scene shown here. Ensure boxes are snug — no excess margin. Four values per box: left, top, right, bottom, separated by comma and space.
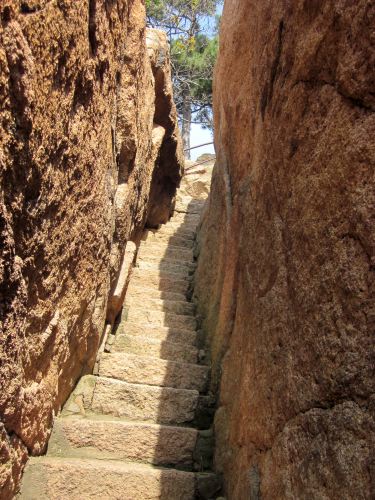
139, 242, 194, 261
164, 221, 197, 232
173, 209, 201, 217
126, 306, 197, 330
170, 213, 200, 225
19, 457, 196, 499
169, 218, 200, 229
120, 322, 198, 345
126, 296, 195, 316
132, 266, 193, 282
48, 416, 198, 468
137, 252, 196, 269
126, 282, 187, 302
142, 230, 195, 248
175, 198, 205, 214
113, 335, 198, 364
18, 190, 218, 500
136, 259, 195, 276
131, 268, 191, 294
89, 377, 199, 425
156, 225, 196, 239
99, 352, 208, 391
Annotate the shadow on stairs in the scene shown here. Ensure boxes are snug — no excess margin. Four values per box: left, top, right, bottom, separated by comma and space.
18, 197, 223, 500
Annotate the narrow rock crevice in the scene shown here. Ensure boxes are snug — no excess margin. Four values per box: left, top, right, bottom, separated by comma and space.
18, 187, 222, 499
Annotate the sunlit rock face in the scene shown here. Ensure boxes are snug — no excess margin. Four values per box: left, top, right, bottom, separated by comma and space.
0, 1, 182, 496
194, 1, 375, 498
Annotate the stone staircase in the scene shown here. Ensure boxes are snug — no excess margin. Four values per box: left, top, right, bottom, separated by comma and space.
19, 197, 221, 499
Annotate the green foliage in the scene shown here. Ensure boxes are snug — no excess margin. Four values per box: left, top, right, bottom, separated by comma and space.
171, 34, 218, 127
147, 0, 218, 32
146, 0, 222, 140
145, 0, 164, 22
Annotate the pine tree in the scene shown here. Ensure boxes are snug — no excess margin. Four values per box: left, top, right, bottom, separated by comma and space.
146, 0, 221, 158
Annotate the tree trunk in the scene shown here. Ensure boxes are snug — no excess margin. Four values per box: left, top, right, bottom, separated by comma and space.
181, 91, 191, 159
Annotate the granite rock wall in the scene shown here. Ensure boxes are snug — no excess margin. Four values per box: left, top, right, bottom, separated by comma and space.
0, 1, 182, 496
194, 1, 375, 498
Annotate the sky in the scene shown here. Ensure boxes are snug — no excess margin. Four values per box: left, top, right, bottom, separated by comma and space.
190, 124, 215, 161
181, 1, 224, 162
188, 2, 223, 162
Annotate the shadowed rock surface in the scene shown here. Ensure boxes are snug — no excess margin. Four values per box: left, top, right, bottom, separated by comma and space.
0, 1, 182, 496
194, 1, 375, 498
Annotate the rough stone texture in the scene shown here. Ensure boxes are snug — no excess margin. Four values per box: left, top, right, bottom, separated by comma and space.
106, 241, 136, 326
128, 296, 195, 316
113, 334, 198, 364
99, 352, 208, 391
126, 307, 197, 330
136, 257, 196, 276
126, 282, 188, 302
48, 417, 198, 468
139, 242, 194, 260
60, 374, 200, 426
19, 457, 196, 500
156, 224, 196, 239
91, 377, 199, 425
143, 228, 195, 246
0, 423, 27, 499
131, 267, 192, 294
146, 28, 184, 228
0, 1, 182, 496
194, 1, 375, 498
179, 157, 215, 201
123, 322, 198, 346
18, 188, 220, 498
126, 294, 195, 315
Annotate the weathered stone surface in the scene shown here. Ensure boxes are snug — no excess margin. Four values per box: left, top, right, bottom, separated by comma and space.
142, 229, 195, 247
139, 242, 194, 261
106, 241, 136, 326
122, 322, 198, 346
19, 457, 196, 500
0, 1, 182, 495
61, 374, 200, 425
196, 472, 223, 499
127, 307, 197, 330
113, 334, 198, 364
261, 401, 375, 499
99, 352, 208, 391
131, 267, 192, 294
126, 295, 195, 316
166, 220, 199, 232
91, 377, 199, 425
136, 257, 196, 276
194, 429, 215, 471
60, 375, 96, 417
18, 179, 214, 497
171, 212, 201, 224
48, 417, 198, 468
178, 159, 215, 202
146, 28, 185, 228
194, 0, 375, 498
0, 423, 27, 499
126, 282, 187, 302
156, 224, 196, 239
178, 180, 210, 204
